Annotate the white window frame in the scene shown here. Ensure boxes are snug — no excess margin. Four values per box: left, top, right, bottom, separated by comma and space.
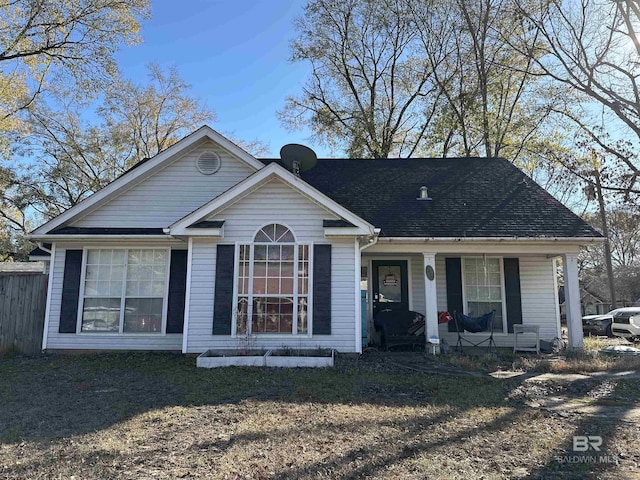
461, 256, 508, 333
232, 223, 313, 338
76, 247, 171, 335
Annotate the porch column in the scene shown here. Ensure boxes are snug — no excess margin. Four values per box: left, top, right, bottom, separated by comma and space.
563, 253, 584, 350
423, 253, 439, 347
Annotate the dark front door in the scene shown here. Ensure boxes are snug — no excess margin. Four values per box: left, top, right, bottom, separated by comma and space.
372, 260, 409, 316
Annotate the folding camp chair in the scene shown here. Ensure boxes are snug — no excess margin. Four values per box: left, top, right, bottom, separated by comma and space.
453, 310, 497, 353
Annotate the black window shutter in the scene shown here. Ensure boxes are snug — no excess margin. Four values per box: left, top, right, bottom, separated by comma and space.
213, 244, 235, 335
59, 249, 83, 333
503, 258, 523, 333
445, 257, 463, 332
312, 244, 332, 335
166, 250, 188, 334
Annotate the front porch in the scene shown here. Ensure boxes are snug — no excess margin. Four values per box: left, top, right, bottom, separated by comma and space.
360, 241, 585, 352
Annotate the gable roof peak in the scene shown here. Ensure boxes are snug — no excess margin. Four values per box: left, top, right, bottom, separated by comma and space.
169, 160, 374, 235
31, 125, 264, 236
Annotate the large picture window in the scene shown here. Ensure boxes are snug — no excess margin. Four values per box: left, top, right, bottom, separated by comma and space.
236, 224, 310, 335
462, 257, 505, 331
80, 249, 169, 333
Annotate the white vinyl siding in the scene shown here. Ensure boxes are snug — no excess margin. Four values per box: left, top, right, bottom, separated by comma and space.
184, 180, 358, 353
186, 240, 358, 353
44, 243, 183, 351
212, 179, 339, 240
435, 255, 448, 311
185, 237, 217, 350
519, 257, 561, 340
72, 143, 255, 228
410, 254, 425, 314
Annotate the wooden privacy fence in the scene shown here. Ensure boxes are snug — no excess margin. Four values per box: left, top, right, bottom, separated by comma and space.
0, 273, 48, 355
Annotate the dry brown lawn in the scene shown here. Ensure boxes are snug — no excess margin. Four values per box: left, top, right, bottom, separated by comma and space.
437, 336, 640, 375
0, 352, 638, 479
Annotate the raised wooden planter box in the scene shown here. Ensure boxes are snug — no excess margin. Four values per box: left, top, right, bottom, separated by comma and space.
196, 349, 335, 368
265, 349, 334, 368
196, 349, 267, 368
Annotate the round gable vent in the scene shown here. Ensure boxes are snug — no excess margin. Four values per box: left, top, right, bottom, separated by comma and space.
196, 151, 221, 175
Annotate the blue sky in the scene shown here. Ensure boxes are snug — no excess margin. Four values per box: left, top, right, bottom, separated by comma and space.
115, 0, 328, 158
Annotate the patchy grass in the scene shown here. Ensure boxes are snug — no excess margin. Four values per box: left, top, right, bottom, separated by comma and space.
583, 336, 618, 351
510, 352, 640, 374
434, 336, 640, 375
0, 352, 637, 479
434, 351, 508, 372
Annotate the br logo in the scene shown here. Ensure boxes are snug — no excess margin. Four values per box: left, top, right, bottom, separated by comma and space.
573, 436, 602, 452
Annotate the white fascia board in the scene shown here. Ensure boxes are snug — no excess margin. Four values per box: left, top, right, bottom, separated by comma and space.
182, 228, 224, 237
324, 227, 369, 237
375, 236, 604, 244
169, 163, 375, 235
367, 239, 589, 255
31, 125, 263, 235
28, 255, 51, 261
29, 234, 176, 241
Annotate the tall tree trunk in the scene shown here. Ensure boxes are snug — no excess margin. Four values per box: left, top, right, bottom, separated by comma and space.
594, 170, 617, 309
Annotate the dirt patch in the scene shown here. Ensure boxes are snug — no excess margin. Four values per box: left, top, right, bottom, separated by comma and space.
509, 372, 640, 417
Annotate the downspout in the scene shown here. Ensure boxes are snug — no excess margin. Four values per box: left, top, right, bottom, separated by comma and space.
41, 243, 57, 351
182, 237, 194, 354
37, 242, 52, 274
355, 229, 380, 352
359, 228, 381, 252
37, 242, 52, 254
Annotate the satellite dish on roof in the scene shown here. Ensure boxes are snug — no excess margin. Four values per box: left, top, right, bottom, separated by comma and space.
280, 144, 317, 176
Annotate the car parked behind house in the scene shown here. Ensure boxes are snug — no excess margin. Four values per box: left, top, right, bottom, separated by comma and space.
582, 310, 618, 337
610, 307, 640, 342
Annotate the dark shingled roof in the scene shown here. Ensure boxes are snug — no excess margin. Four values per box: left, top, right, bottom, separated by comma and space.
323, 219, 356, 228
262, 157, 601, 238
188, 220, 225, 228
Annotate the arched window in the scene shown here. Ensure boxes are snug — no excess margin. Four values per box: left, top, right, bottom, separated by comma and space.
236, 224, 310, 335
